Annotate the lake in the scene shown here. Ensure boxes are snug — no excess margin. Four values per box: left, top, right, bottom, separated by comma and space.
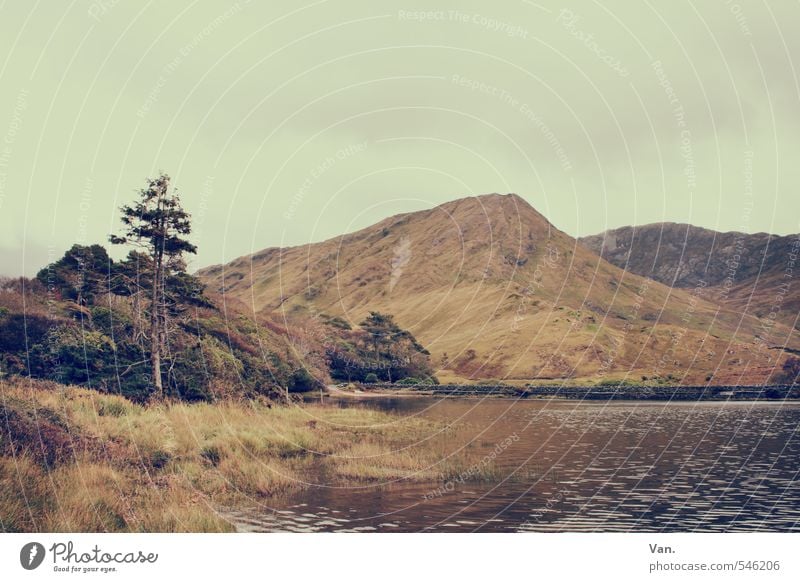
223, 396, 800, 532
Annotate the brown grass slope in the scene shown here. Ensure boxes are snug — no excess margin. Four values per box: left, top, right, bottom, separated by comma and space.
200, 194, 799, 385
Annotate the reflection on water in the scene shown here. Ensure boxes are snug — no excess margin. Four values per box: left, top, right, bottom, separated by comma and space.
223, 396, 800, 532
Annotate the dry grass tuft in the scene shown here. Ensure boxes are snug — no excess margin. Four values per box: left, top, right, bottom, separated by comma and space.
0, 379, 483, 532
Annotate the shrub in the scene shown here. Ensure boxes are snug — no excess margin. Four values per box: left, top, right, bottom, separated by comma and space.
150, 450, 171, 469
200, 445, 223, 466
30, 326, 116, 385
97, 399, 131, 418
0, 313, 52, 352
364, 373, 378, 383
772, 356, 800, 385
396, 377, 420, 385
90, 306, 132, 338
289, 368, 318, 393
167, 347, 213, 402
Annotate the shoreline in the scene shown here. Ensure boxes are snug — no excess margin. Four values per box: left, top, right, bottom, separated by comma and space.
326, 383, 800, 401
0, 379, 482, 532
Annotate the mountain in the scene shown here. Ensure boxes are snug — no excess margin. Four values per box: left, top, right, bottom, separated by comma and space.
579, 224, 800, 329
199, 194, 799, 385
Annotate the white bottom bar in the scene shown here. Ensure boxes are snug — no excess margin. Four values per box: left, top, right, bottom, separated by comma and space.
1, 533, 797, 581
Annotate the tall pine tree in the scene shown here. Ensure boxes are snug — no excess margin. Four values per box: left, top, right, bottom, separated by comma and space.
110, 174, 196, 398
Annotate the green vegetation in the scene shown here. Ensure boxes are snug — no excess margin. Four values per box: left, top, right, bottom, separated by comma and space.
395, 376, 437, 385
0, 270, 316, 402
0, 176, 437, 403
325, 311, 437, 383
594, 378, 646, 388
108, 174, 198, 398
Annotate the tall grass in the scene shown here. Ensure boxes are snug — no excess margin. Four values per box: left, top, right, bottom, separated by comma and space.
0, 380, 486, 532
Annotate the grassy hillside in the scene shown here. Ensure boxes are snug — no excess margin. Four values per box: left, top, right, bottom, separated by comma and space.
0, 244, 436, 401
200, 193, 800, 385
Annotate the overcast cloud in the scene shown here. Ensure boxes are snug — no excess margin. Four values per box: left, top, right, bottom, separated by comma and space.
0, 0, 798, 276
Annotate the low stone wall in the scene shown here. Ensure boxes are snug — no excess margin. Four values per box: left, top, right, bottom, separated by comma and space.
355, 383, 800, 401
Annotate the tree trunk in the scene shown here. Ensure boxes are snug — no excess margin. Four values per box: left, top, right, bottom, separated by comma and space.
150, 255, 163, 399
150, 186, 167, 400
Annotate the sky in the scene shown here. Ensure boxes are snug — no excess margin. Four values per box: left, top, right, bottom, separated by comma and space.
0, 0, 799, 276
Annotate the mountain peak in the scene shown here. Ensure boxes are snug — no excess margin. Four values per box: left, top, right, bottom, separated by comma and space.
431, 192, 553, 232
200, 192, 798, 385
436, 192, 528, 211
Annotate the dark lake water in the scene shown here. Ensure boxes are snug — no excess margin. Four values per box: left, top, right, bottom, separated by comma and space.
224, 396, 800, 532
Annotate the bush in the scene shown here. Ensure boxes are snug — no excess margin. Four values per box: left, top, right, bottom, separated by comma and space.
288, 367, 318, 393
90, 306, 132, 338
167, 347, 212, 402
595, 378, 641, 387
364, 373, 378, 384
322, 315, 351, 330
396, 377, 420, 385
772, 356, 800, 385
0, 313, 52, 352
200, 445, 223, 466
97, 399, 131, 417
150, 450, 171, 469
30, 325, 116, 385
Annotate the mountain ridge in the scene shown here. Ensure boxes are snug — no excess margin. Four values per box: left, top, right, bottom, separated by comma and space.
199, 193, 799, 385
579, 223, 800, 329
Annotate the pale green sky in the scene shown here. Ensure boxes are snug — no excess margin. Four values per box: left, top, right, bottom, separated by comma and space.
1, 0, 798, 275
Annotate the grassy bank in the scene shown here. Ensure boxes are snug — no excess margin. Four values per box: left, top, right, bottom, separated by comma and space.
0, 379, 483, 532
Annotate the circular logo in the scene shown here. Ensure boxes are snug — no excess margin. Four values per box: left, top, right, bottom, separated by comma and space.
19, 542, 46, 570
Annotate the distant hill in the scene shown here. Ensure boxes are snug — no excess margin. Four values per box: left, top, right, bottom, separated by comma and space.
199, 194, 799, 385
580, 224, 800, 329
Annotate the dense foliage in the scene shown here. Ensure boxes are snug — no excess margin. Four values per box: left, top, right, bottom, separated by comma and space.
325, 311, 437, 383
0, 247, 323, 402
1, 263, 436, 402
